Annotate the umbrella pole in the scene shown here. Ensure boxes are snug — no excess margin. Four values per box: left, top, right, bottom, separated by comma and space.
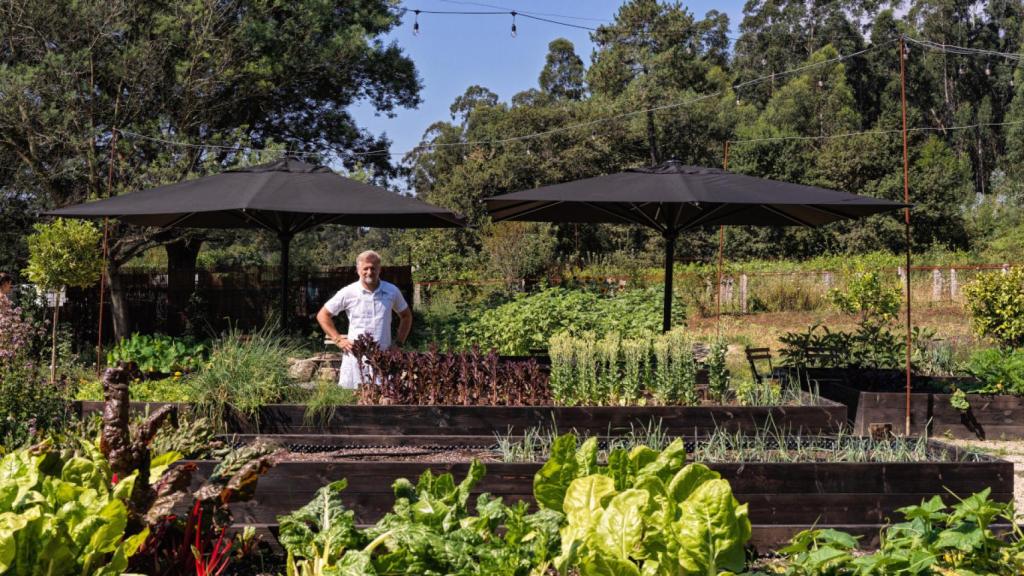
663, 230, 677, 333
279, 232, 293, 332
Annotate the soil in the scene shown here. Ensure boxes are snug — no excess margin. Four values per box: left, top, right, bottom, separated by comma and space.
277, 446, 503, 463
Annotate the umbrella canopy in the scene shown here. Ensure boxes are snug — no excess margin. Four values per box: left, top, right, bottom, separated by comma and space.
48, 157, 464, 232
485, 159, 907, 331
47, 157, 464, 328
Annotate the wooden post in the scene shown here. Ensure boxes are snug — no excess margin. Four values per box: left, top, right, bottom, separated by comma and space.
413, 283, 422, 308
740, 274, 748, 314
932, 269, 942, 301
950, 268, 959, 299
823, 271, 833, 290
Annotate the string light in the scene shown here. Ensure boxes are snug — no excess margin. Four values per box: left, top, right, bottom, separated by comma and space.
413, 10, 420, 35
510, 10, 517, 37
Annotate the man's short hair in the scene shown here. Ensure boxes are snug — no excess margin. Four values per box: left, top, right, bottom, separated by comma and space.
355, 250, 382, 267
0, 272, 10, 286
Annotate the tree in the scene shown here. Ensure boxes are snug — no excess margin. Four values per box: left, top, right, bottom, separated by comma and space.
0, 0, 421, 338
539, 39, 587, 100
24, 219, 104, 382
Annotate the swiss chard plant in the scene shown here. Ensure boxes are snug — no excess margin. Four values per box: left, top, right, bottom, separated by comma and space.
0, 439, 148, 575
535, 434, 752, 575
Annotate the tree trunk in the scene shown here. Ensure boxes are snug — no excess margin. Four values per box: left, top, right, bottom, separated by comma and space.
165, 238, 203, 336
106, 268, 130, 342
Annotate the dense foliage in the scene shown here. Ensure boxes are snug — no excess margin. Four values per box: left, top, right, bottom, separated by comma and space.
106, 333, 208, 375
964, 267, 1024, 348
403, 0, 1024, 280
455, 286, 685, 355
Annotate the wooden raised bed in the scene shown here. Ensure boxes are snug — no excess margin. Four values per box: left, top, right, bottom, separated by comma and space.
185, 438, 1012, 550
76, 397, 847, 435
801, 370, 1024, 439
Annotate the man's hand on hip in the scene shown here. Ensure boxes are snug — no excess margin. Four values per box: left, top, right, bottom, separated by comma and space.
330, 334, 353, 352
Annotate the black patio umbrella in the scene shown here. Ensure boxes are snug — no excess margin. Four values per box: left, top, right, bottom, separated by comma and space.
485, 160, 907, 332
47, 157, 464, 327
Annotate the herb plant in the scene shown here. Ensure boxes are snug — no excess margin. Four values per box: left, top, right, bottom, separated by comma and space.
548, 329, 708, 406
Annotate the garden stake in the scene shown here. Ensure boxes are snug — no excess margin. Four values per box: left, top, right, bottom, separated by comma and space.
96, 217, 109, 376
899, 35, 913, 436
718, 141, 730, 338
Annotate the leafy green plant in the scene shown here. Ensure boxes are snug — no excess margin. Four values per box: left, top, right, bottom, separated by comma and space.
187, 323, 302, 431
761, 489, 1024, 575
280, 462, 562, 575
964, 267, 1024, 347
535, 434, 752, 575
0, 439, 148, 575
966, 347, 1024, 395
107, 333, 207, 376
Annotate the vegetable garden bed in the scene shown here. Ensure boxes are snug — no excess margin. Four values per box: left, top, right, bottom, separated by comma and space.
75, 396, 847, 435
182, 436, 1011, 550
802, 369, 1024, 439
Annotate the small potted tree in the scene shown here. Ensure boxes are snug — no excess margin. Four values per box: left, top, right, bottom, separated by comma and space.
24, 218, 104, 383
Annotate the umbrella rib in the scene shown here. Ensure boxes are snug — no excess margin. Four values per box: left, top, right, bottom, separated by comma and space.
495, 200, 563, 221
238, 209, 280, 233
580, 202, 662, 230
760, 205, 816, 227
157, 212, 198, 231
599, 202, 664, 232
678, 204, 736, 231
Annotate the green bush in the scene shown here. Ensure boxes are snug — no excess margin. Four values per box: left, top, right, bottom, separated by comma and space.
459, 286, 685, 355
966, 347, 1024, 395
964, 267, 1024, 347
106, 333, 207, 375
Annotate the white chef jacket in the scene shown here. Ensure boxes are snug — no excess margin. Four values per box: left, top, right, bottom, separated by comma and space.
323, 280, 408, 388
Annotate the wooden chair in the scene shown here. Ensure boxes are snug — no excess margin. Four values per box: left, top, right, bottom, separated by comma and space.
744, 346, 774, 384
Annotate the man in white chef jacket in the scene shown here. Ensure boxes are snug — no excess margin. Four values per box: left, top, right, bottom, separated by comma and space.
316, 250, 413, 388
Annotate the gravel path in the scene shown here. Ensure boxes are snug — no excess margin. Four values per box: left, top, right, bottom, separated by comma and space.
948, 438, 1024, 512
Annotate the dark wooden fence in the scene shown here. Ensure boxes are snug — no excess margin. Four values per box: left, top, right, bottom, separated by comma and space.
61, 266, 413, 342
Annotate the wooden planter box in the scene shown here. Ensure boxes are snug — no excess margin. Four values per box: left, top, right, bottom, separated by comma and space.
76, 397, 846, 435
800, 370, 1024, 439
184, 439, 1011, 550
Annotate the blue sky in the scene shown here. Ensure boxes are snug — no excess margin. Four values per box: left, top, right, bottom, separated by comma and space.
351, 0, 747, 164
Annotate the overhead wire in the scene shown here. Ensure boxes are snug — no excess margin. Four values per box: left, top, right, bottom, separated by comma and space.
108, 35, 1022, 160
